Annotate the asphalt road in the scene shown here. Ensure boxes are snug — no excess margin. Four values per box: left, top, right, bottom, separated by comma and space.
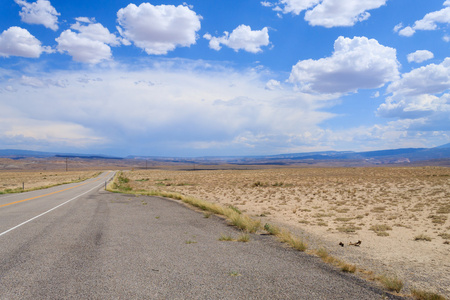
0, 172, 404, 299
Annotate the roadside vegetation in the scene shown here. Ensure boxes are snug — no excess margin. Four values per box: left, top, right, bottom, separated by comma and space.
107, 170, 449, 299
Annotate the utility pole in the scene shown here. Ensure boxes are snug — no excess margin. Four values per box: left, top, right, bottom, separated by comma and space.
65, 157, 68, 172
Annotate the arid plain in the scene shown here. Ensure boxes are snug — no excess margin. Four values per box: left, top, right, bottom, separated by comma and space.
124, 167, 450, 297
1, 164, 449, 297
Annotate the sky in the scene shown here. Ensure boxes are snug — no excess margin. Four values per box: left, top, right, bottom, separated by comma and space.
0, 0, 449, 157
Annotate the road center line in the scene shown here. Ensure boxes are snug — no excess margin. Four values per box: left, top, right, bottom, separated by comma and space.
0, 180, 107, 238
0, 172, 110, 209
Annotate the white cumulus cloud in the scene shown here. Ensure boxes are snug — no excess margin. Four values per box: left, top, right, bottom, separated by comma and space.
274, 0, 320, 15
398, 26, 415, 37
117, 3, 201, 55
377, 58, 450, 131
204, 25, 270, 53
15, 0, 60, 31
0, 26, 52, 58
387, 58, 450, 96
56, 18, 120, 64
396, 1, 450, 37
304, 0, 387, 27
378, 93, 450, 120
289, 36, 399, 94
263, 0, 387, 27
407, 50, 434, 63
265, 79, 282, 90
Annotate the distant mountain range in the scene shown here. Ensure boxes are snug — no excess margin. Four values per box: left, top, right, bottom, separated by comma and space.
1, 143, 450, 166
0, 149, 122, 160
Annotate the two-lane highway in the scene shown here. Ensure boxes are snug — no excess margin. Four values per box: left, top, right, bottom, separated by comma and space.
0, 172, 404, 299
0, 171, 115, 238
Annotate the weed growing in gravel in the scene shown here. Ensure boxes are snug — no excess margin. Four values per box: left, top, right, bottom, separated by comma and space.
237, 233, 250, 242
218, 234, 234, 241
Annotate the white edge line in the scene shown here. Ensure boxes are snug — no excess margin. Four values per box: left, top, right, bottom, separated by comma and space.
0, 179, 108, 238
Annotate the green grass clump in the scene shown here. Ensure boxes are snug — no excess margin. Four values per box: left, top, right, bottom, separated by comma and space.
264, 223, 280, 235
111, 172, 132, 191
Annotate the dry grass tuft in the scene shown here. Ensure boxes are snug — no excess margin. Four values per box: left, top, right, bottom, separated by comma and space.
276, 229, 307, 251
314, 248, 355, 273
370, 224, 392, 236
218, 234, 234, 241
411, 289, 446, 300
341, 263, 357, 273
336, 225, 362, 233
237, 233, 250, 242
378, 275, 404, 293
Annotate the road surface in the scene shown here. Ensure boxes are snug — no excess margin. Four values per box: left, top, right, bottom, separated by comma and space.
0, 172, 404, 299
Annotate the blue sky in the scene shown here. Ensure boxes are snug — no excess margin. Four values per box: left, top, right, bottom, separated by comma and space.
0, 0, 449, 157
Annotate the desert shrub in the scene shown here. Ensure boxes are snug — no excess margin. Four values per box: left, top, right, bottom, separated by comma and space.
414, 234, 432, 241
336, 225, 362, 233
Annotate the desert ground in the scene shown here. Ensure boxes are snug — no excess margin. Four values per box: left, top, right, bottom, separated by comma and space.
123, 167, 450, 297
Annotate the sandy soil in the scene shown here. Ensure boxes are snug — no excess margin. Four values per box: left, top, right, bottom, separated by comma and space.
0, 170, 100, 193
126, 167, 450, 297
